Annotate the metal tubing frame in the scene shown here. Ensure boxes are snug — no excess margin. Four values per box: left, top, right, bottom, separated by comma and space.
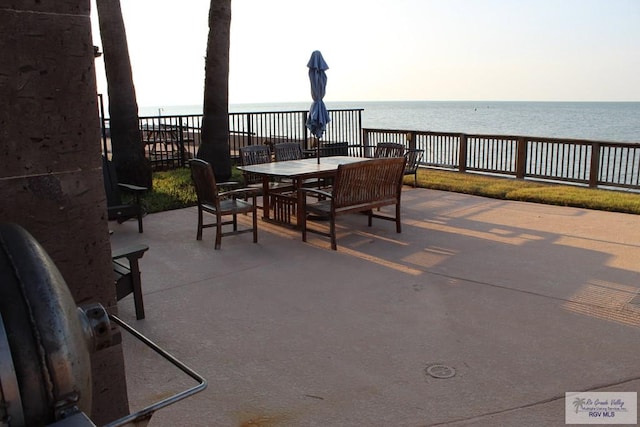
103, 314, 207, 427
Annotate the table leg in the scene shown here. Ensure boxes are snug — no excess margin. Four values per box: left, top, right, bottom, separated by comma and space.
262, 175, 271, 219
295, 177, 303, 228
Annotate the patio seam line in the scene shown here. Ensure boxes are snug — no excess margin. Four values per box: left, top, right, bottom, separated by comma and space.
137, 263, 271, 297
418, 268, 637, 312
424, 376, 640, 427
135, 263, 637, 319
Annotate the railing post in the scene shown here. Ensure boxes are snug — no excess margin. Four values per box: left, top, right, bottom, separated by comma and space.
246, 113, 253, 147
362, 128, 370, 157
406, 132, 416, 150
302, 111, 310, 150
356, 109, 363, 156
589, 142, 600, 188
516, 137, 527, 179
459, 133, 467, 172
177, 116, 186, 167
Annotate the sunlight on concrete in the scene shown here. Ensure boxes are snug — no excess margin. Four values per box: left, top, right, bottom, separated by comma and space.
406, 218, 545, 246
563, 280, 640, 327
403, 246, 458, 270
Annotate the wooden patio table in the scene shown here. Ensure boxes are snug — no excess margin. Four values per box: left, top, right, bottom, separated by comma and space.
237, 156, 372, 226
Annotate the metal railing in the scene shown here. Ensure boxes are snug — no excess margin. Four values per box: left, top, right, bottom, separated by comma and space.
102, 109, 364, 170
363, 128, 640, 190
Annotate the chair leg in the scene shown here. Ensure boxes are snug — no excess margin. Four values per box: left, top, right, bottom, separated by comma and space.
134, 193, 144, 233
301, 200, 307, 242
396, 203, 402, 233
196, 207, 203, 240
252, 207, 258, 243
215, 214, 222, 250
329, 214, 337, 250
129, 261, 146, 320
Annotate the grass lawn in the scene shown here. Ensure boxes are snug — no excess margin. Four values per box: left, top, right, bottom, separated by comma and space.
138, 166, 640, 216
416, 168, 640, 214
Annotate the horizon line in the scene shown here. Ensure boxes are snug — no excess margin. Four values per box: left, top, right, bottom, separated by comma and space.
135, 99, 640, 109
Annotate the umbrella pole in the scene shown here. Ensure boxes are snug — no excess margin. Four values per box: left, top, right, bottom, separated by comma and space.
317, 136, 321, 164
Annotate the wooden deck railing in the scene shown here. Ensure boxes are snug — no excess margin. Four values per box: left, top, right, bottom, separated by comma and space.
363, 128, 640, 190
101, 110, 639, 191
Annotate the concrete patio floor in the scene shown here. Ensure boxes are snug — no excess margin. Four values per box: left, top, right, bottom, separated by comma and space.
109, 187, 640, 427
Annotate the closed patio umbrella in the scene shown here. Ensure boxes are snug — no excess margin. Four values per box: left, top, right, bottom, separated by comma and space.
306, 50, 330, 164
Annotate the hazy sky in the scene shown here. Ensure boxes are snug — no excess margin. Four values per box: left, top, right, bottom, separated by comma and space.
91, 0, 640, 108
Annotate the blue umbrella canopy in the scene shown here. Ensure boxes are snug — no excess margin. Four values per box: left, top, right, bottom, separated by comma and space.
306, 51, 330, 162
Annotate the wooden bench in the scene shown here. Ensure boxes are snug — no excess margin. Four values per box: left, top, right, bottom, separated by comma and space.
300, 157, 406, 250
112, 244, 149, 320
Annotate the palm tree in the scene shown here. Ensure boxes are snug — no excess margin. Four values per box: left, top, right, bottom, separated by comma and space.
198, 0, 232, 181
96, 0, 152, 188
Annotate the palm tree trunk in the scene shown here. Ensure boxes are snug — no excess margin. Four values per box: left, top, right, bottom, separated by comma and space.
96, 0, 152, 188
198, 0, 232, 181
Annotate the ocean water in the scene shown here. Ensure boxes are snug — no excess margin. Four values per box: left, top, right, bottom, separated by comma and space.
140, 101, 640, 143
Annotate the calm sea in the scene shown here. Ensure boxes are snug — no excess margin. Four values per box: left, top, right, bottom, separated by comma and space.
140, 101, 639, 143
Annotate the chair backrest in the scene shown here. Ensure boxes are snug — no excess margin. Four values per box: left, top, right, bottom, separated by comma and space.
332, 157, 406, 208
189, 159, 220, 207
374, 142, 405, 158
274, 142, 303, 161
321, 141, 349, 157
239, 145, 272, 185
404, 148, 424, 174
102, 156, 122, 206
240, 145, 272, 165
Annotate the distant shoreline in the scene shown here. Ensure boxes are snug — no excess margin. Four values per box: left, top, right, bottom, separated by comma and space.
137, 100, 640, 117
128, 101, 638, 143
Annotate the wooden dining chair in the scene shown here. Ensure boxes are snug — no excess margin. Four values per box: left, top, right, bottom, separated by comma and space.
273, 142, 304, 161
189, 159, 259, 249
239, 145, 293, 210
239, 145, 272, 171
403, 148, 424, 187
239, 145, 282, 187
374, 142, 406, 158
274, 141, 330, 198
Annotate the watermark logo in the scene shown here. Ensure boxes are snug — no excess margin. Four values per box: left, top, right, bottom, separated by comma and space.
566, 392, 637, 424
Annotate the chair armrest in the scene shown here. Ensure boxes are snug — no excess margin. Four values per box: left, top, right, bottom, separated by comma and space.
112, 244, 149, 262
219, 187, 261, 199
118, 183, 148, 194
217, 181, 242, 189
300, 188, 333, 199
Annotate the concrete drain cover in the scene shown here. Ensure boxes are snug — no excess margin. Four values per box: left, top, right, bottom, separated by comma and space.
425, 364, 456, 379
